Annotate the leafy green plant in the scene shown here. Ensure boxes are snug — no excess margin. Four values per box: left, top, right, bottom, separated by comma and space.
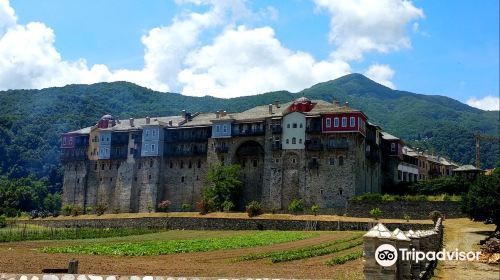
71, 205, 83, 216
429, 210, 442, 223
271, 207, 278, 214
41, 231, 317, 256
181, 203, 191, 212
268, 239, 363, 263
202, 163, 242, 211
61, 204, 73, 216
326, 250, 363, 266
85, 207, 93, 214
403, 213, 411, 222
246, 201, 263, 217
288, 199, 304, 214
222, 200, 234, 212
95, 204, 107, 216
462, 172, 500, 229
369, 208, 382, 220
0, 215, 6, 228
113, 207, 121, 214
147, 203, 154, 213
310, 203, 319, 216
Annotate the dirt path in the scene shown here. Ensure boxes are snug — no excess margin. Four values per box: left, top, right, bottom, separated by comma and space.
434, 218, 499, 280
0, 231, 363, 279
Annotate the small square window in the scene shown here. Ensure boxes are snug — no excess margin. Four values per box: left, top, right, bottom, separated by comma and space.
329, 157, 335, 165
326, 118, 331, 128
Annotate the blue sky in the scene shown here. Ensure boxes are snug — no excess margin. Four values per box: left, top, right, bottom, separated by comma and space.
1, 0, 499, 110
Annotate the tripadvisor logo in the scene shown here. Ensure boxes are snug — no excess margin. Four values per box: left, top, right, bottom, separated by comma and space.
375, 243, 481, 267
375, 244, 398, 267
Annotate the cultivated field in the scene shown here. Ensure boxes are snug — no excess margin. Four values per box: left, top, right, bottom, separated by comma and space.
0, 228, 365, 279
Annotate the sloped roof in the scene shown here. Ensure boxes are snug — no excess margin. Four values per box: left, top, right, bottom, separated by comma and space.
381, 131, 400, 141
453, 165, 482, 172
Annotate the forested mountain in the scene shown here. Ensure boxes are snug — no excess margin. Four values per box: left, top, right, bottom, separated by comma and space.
0, 73, 498, 191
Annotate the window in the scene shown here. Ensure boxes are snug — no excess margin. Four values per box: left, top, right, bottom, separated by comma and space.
350, 117, 355, 127
334, 117, 339, 127
101, 164, 105, 170
150, 160, 153, 167
94, 164, 98, 170
287, 124, 290, 128
358, 117, 362, 129
286, 139, 289, 144
398, 170, 402, 180
338, 188, 343, 196
320, 188, 324, 195
180, 160, 184, 168
299, 138, 302, 144
223, 124, 227, 133
216, 125, 220, 132
170, 161, 173, 168
189, 161, 192, 168
299, 123, 303, 128
326, 118, 331, 128
77, 178, 80, 184
148, 174, 152, 180
181, 176, 185, 183
138, 162, 142, 169
329, 157, 335, 165
342, 117, 347, 127
152, 129, 156, 136
197, 160, 201, 168
130, 148, 134, 155
292, 158, 297, 164
253, 159, 257, 167
62, 137, 67, 145
109, 164, 112, 170
338, 156, 344, 166
110, 177, 113, 182
391, 143, 396, 152
292, 137, 296, 144
293, 123, 297, 128
146, 130, 149, 136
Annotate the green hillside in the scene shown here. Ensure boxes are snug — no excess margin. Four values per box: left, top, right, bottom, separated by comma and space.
0, 73, 498, 189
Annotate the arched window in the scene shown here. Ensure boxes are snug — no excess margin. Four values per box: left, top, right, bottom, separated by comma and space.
339, 156, 344, 166
292, 137, 296, 144
299, 138, 302, 144
338, 188, 343, 195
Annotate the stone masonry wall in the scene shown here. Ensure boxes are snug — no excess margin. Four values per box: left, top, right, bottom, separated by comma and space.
346, 201, 465, 219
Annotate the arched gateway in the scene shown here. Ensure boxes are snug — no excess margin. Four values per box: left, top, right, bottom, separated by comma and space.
233, 140, 264, 209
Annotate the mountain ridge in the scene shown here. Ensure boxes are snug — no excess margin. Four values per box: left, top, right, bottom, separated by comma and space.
0, 73, 498, 188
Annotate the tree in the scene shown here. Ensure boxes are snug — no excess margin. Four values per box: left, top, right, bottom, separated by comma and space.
202, 163, 242, 212
462, 170, 500, 230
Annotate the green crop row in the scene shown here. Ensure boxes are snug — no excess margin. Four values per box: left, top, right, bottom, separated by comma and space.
269, 239, 363, 263
326, 250, 363, 266
0, 226, 161, 242
235, 233, 363, 262
41, 231, 317, 256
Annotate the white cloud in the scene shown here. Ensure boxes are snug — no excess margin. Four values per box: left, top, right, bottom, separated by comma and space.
364, 64, 396, 89
314, 0, 424, 61
466, 96, 500, 111
178, 26, 350, 97
0, 0, 424, 98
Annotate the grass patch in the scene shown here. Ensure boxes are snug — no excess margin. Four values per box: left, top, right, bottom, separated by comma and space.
0, 224, 162, 242
326, 250, 363, 266
235, 232, 363, 263
40, 230, 317, 256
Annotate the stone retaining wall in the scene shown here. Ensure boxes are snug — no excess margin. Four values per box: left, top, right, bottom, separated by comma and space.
346, 201, 464, 219
0, 274, 267, 280
22, 217, 432, 232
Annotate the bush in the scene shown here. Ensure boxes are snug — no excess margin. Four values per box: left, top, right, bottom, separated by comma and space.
381, 194, 396, 202
147, 203, 154, 213
369, 208, 382, 220
61, 204, 73, 216
181, 203, 191, 212
0, 215, 6, 228
403, 213, 411, 222
113, 207, 120, 214
196, 200, 212, 215
429, 210, 442, 223
246, 201, 263, 217
351, 193, 382, 202
95, 204, 107, 216
311, 203, 320, 216
222, 200, 235, 212
85, 207, 93, 214
71, 206, 83, 216
271, 207, 278, 214
462, 172, 500, 229
157, 200, 171, 212
288, 199, 304, 214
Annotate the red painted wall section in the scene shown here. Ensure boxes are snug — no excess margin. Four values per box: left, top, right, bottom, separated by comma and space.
321, 112, 367, 136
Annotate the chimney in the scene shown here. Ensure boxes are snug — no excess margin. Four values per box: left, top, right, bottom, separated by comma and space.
146, 116, 150, 124
219, 109, 225, 117
274, 100, 280, 108
269, 104, 273, 114
168, 120, 173, 126
345, 101, 349, 108
215, 111, 220, 119
181, 110, 186, 118
129, 118, 134, 127
335, 100, 340, 107
223, 110, 227, 117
